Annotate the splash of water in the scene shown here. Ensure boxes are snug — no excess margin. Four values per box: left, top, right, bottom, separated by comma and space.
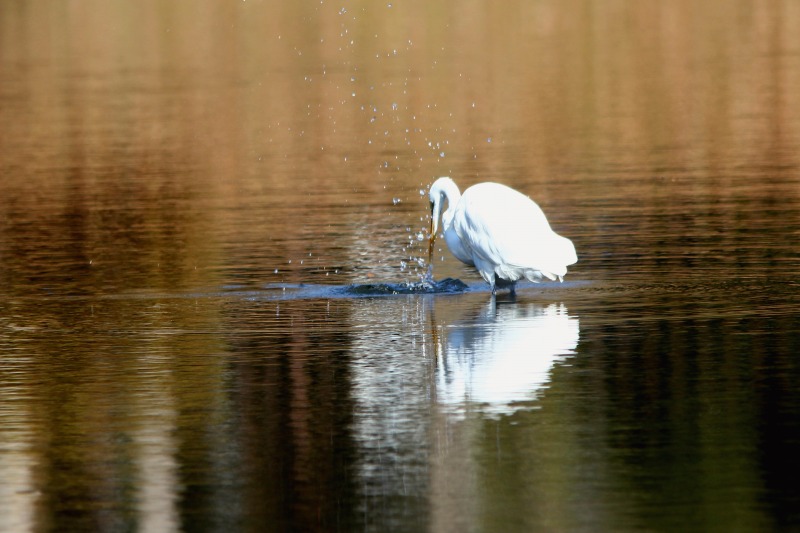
422, 264, 434, 284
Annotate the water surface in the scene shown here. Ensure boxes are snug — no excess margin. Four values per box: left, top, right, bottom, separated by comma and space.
1, 1, 800, 531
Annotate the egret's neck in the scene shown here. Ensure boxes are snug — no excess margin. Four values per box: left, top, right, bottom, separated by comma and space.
438, 183, 461, 231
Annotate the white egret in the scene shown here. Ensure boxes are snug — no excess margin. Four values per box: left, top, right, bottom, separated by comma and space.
427, 177, 577, 294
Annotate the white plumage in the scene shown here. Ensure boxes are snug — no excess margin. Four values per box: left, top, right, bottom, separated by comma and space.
428, 177, 577, 294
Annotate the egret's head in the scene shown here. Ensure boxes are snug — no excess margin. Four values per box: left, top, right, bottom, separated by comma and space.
428, 176, 458, 227
428, 176, 457, 265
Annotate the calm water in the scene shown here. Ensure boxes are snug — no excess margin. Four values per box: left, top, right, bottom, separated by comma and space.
2, 1, 800, 531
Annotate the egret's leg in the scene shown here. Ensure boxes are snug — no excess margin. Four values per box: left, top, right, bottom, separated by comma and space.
509, 282, 517, 296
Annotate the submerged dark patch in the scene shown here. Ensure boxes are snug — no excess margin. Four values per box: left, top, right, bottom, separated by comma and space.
343, 277, 469, 295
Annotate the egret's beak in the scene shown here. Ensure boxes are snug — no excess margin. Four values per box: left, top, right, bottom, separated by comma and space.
428, 202, 436, 266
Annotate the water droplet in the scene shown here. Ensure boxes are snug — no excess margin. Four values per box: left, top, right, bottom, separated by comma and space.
392, 197, 402, 205
416, 232, 424, 241
487, 137, 493, 143
439, 151, 445, 157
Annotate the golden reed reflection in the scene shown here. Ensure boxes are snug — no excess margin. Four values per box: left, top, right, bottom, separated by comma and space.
2, 0, 798, 291
3, 1, 798, 190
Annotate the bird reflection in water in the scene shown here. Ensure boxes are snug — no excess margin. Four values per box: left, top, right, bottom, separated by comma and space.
431, 298, 579, 417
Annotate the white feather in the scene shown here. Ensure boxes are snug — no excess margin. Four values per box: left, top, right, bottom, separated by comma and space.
429, 177, 577, 292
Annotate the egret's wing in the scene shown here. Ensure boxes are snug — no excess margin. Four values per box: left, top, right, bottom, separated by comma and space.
453, 183, 576, 278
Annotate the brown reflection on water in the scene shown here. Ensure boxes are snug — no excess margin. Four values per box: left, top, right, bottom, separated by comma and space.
2, 1, 799, 288
0, 296, 225, 531
219, 297, 358, 532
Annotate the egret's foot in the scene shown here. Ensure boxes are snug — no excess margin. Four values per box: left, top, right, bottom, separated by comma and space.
493, 275, 517, 295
